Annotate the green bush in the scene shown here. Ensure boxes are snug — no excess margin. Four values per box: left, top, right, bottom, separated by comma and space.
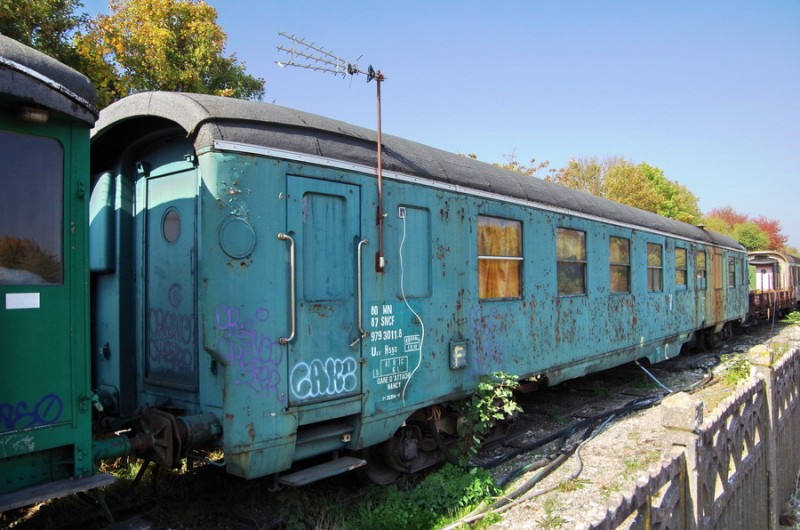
348, 464, 498, 530
781, 311, 800, 325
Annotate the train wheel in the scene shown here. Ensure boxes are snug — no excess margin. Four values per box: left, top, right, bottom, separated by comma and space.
358, 444, 402, 485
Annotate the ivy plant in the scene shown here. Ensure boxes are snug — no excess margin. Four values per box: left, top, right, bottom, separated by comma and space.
456, 371, 521, 457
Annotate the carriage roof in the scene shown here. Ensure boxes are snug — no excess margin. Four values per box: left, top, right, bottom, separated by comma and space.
92, 91, 743, 251
0, 35, 97, 124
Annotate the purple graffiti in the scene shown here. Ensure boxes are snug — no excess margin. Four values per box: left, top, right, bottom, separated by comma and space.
168, 283, 182, 308
148, 308, 194, 374
215, 304, 284, 402
0, 394, 63, 432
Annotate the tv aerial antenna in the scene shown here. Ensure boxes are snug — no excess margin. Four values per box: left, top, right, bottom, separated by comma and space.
276, 32, 388, 273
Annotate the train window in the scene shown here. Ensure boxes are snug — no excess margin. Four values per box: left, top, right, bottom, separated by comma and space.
478, 216, 522, 299
609, 236, 630, 293
647, 243, 663, 292
728, 256, 736, 288
696, 250, 707, 289
557, 228, 586, 296
0, 131, 63, 285
675, 248, 687, 287
162, 207, 181, 243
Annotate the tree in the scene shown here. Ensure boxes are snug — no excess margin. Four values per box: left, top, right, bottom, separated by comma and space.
78, 0, 264, 107
546, 156, 605, 196
0, 0, 88, 70
546, 156, 696, 220
604, 159, 663, 213
639, 163, 702, 225
733, 222, 770, 251
704, 206, 749, 235
496, 151, 551, 178
703, 206, 790, 251
752, 216, 788, 251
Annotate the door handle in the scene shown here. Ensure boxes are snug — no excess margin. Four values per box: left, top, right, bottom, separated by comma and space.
350, 238, 370, 347
277, 233, 296, 344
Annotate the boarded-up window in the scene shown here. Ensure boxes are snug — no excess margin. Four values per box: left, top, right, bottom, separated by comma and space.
610, 236, 630, 293
647, 243, 663, 292
557, 228, 586, 296
398, 206, 431, 298
478, 216, 522, 299
675, 248, 687, 287
714, 251, 723, 290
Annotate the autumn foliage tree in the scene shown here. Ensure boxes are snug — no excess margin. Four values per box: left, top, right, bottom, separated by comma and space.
79, 0, 264, 107
544, 156, 701, 224
703, 206, 788, 251
1, 0, 265, 109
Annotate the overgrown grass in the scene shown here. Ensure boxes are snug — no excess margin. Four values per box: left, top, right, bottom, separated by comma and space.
781, 311, 800, 325
270, 463, 499, 529
720, 353, 752, 387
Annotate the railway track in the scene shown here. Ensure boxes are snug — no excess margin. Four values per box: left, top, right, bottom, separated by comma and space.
5, 322, 784, 530
473, 321, 776, 480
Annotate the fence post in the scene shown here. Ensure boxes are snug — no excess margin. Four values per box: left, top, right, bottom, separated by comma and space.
749, 344, 779, 530
662, 391, 704, 530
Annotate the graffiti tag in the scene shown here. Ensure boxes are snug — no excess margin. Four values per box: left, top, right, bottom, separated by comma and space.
0, 394, 63, 432
148, 308, 194, 374
290, 357, 358, 400
215, 304, 283, 401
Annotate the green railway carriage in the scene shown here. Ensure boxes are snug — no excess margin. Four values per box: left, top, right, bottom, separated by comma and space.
0, 36, 106, 509
88, 91, 748, 485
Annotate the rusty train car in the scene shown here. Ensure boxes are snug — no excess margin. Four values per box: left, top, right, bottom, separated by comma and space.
748, 250, 800, 320
1, 33, 751, 509
85, 92, 748, 486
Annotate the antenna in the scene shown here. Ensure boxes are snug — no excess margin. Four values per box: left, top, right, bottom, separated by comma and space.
276, 32, 388, 273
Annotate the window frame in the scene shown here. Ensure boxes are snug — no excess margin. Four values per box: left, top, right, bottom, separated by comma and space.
477, 215, 523, 300
609, 236, 630, 294
696, 250, 707, 290
728, 256, 736, 288
647, 242, 663, 292
0, 130, 64, 285
557, 228, 587, 296
675, 247, 688, 289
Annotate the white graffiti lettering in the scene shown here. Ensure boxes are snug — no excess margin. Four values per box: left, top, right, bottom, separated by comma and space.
290, 357, 358, 400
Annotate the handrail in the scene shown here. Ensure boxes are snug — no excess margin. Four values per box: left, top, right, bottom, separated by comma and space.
350, 239, 370, 347
277, 233, 296, 344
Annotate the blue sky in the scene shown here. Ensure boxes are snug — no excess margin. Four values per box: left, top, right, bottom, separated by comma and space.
83, 0, 800, 249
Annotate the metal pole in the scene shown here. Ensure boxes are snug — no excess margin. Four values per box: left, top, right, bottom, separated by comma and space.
375, 71, 386, 272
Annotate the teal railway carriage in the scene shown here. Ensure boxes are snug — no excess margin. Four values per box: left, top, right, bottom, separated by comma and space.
0, 36, 105, 508
89, 91, 748, 485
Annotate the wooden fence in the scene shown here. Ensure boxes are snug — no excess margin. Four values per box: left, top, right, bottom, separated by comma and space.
584, 326, 800, 529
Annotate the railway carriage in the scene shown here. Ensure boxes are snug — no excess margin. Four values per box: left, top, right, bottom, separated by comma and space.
87, 91, 748, 485
748, 250, 800, 319
0, 36, 105, 509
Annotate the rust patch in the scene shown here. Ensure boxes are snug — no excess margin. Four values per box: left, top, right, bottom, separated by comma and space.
247, 423, 256, 443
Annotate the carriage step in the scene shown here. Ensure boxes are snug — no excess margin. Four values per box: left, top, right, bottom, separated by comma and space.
0, 473, 115, 512
278, 456, 367, 487
295, 422, 354, 445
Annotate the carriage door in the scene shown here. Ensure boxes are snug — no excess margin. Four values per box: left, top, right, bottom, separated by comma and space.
285, 176, 362, 406
756, 265, 775, 291
143, 162, 198, 391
